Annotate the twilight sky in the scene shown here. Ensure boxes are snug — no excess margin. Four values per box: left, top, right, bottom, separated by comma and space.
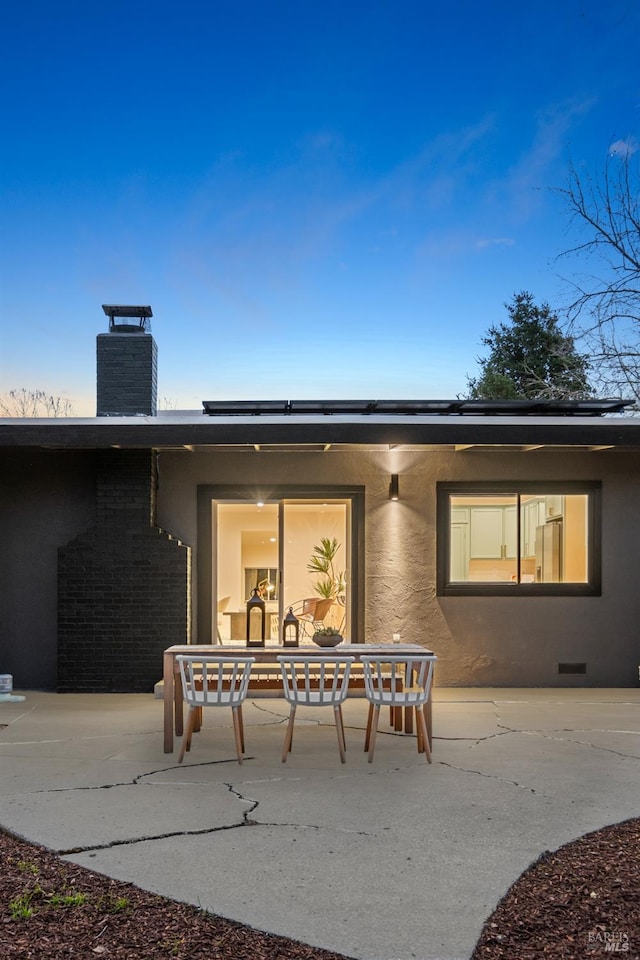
1, 0, 639, 415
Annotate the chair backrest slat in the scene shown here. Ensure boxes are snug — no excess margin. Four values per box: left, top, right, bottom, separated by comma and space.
277, 655, 354, 706
176, 655, 255, 707
360, 654, 437, 706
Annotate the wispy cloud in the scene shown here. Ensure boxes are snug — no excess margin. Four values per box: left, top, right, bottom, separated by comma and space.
167, 117, 499, 308
609, 138, 638, 157
500, 96, 597, 218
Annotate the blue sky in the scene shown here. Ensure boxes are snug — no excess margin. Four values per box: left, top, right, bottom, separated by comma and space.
1, 0, 639, 415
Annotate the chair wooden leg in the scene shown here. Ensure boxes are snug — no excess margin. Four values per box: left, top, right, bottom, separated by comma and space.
364, 703, 374, 751
232, 707, 244, 764
178, 707, 197, 763
367, 705, 381, 763
424, 700, 433, 751
416, 706, 432, 763
281, 706, 296, 762
237, 704, 245, 752
334, 705, 347, 763
335, 704, 346, 753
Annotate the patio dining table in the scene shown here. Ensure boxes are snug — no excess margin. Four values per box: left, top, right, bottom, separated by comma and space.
162, 643, 434, 753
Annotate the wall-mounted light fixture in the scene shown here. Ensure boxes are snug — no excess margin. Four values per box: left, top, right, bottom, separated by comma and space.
389, 474, 399, 501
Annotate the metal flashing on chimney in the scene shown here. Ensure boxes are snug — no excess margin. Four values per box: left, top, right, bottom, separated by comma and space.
102, 304, 153, 333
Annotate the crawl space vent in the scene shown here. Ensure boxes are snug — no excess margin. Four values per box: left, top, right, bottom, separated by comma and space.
558, 662, 587, 675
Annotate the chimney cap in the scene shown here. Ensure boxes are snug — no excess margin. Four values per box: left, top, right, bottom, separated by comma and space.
102, 304, 153, 333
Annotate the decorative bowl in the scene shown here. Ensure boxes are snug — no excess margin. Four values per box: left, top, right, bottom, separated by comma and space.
312, 633, 343, 647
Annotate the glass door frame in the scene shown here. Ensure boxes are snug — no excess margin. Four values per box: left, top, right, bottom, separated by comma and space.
197, 484, 365, 644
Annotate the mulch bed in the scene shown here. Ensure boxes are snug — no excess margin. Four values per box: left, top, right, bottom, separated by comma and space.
0, 829, 352, 959
1, 819, 639, 959
472, 817, 640, 959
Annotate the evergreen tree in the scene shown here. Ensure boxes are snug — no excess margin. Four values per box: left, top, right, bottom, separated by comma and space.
466, 292, 592, 400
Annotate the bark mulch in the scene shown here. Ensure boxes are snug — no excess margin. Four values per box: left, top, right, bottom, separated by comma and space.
1, 818, 639, 959
472, 817, 640, 959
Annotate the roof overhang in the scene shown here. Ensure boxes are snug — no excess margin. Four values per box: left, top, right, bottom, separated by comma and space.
1, 413, 640, 450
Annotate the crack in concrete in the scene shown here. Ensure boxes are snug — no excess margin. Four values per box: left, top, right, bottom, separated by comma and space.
56, 777, 373, 857
521, 728, 640, 762
8, 759, 251, 796
437, 759, 547, 794
57, 819, 254, 856
57, 817, 376, 859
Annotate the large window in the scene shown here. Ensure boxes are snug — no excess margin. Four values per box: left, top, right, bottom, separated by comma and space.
437, 482, 601, 596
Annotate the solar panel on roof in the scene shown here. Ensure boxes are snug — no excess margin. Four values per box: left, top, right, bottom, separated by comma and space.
200, 398, 631, 417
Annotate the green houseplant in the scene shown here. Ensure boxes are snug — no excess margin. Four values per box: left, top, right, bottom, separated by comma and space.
306, 537, 346, 601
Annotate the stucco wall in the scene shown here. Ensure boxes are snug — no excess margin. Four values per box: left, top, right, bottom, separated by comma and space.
156, 446, 640, 687
2, 444, 639, 690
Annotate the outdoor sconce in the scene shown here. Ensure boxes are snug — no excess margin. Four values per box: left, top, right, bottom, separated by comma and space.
282, 607, 300, 647
389, 474, 399, 501
246, 588, 266, 648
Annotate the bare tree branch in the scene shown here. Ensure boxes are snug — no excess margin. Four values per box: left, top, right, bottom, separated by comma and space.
555, 151, 640, 406
0, 388, 74, 418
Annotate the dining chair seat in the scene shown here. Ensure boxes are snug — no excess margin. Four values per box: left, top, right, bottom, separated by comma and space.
277, 655, 355, 763
360, 654, 437, 763
176, 655, 255, 764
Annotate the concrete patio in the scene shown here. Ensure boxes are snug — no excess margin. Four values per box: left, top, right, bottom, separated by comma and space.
1, 687, 639, 960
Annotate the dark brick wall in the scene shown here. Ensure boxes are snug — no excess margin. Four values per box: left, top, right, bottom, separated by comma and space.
96, 333, 157, 416
58, 450, 191, 692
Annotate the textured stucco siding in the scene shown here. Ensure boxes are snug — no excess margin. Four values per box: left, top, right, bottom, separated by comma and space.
156, 446, 640, 687
2, 444, 639, 689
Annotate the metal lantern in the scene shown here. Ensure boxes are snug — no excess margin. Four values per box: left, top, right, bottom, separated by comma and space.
282, 607, 300, 647
246, 588, 266, 647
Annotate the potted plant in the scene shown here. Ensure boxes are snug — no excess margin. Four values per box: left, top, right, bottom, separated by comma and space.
306, 537, 346, 601
311, 626, 344, 647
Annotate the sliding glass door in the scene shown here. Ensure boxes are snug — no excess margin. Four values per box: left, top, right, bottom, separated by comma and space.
281, 501, 349, 638
210, 494, 354, 643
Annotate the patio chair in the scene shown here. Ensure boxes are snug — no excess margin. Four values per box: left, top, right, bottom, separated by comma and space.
277, 654, 355, 763
176, 655, 255, 764
289, 597, 334, 639
360, 654, 437, 763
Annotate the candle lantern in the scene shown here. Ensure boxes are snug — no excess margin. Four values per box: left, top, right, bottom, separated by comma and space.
282, 607, 300, 647
246, 588, 266, 647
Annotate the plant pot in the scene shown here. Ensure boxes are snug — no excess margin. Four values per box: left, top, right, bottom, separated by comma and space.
312, 633, 343, 647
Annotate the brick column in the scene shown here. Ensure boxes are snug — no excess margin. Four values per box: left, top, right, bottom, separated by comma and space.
58, 450, 191, 692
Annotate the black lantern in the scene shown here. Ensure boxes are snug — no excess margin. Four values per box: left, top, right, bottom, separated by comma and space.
246, 588, 266, 647
282, 607, 300, 647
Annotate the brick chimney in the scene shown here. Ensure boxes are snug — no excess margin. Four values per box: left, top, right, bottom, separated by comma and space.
97, 305, 157, 416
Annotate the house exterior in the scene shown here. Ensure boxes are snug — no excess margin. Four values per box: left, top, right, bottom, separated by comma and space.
2, 307, 639, 692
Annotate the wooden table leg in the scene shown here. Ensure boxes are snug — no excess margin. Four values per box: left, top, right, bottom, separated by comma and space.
404, 705, 413, 735
403, 665, 414, 734
163, 651, 174, 753
174, 668, 184, 737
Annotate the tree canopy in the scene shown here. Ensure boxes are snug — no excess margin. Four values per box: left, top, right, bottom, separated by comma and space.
466, 292, 593, 400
